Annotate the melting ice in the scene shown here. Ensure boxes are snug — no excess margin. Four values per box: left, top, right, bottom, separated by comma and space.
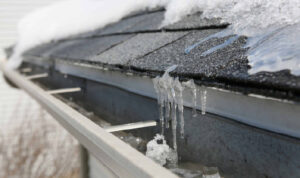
152, 65, 208, 164
152, 65, 183, 154
247, 23, 300, 75
172, 0, 300, 75
10, 0, 300, 74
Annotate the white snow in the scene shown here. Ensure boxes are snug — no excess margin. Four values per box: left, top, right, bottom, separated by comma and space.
247, 24, 300, 75
146, 134, 171, 166
162, 0, 300, 36
162, 0, 300, 75
7, 0, 168, 69
146, 134, 177, 166
8, 0, 300, 74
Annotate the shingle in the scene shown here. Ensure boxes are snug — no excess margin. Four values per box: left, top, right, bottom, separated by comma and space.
97, 14, 151, 35
129, 29, 250, 79
125, 11, 164, 32
72, 11, 164, 38
129, 29, 226, 73
25, 35, 133, 60
89, 32, 187, 65
21, 11, 300, 100
23, 42, 61, 58
163, 12, 228, 30
129, 29, 300, 98
46, 35, 133, 59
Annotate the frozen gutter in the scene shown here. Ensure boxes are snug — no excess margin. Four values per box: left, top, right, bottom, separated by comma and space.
55, 60, 300, 139
0, 60, 178, 178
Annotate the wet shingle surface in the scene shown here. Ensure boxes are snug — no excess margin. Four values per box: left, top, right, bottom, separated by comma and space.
22, 10, 300, 101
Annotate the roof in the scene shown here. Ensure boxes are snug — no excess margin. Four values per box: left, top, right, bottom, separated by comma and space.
22, 10, 300, 101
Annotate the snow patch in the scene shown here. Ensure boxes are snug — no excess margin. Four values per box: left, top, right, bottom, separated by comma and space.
146, 134, 177, 166
162, 0, 300, 36
247, 23, 300, 75
8, 0, 300, 75
163, 0, 300, 75
7, 0, 168, 69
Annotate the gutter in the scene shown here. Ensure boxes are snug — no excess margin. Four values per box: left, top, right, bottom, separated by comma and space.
55, 60, 300, 139
0, 59, 178, 178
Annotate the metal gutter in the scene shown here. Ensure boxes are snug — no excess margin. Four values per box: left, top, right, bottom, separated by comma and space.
0, 60, 178, 178
55, 60, 300, 139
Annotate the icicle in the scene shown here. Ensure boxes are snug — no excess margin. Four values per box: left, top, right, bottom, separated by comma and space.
153, 65, 178, 131
174, 78, 184, 139
159, 101, 165, 135
165, 101, 170, 128
171, 101, 177, 151
159, 80, 167, 134
191, 85, 197, 117
153, 77, 165, 134
164, 68, 175, 129
169, 101, 179, 167
151, 65, 185, 165
200, 88, 207, 115
170, 80, 178, 152
183, 79, 198, 117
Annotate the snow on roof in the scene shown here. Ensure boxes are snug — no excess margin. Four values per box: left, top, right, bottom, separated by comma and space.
8, 0, 300, 77
22, 10, 300, 101
7, 0, 168, 69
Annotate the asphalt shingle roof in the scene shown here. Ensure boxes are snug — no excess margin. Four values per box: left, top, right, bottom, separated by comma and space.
22, 10, 300, 101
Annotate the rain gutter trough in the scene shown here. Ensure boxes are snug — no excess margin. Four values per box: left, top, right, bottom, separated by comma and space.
55, 60, 300, 139
0, 60, 178, 178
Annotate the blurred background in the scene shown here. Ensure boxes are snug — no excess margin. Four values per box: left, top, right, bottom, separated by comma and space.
0, 1, 80, 177
0, 0, 63, 58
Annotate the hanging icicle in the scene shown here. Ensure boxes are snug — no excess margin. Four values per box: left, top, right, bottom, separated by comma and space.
200, 88, 207, 115
152, 65, 208, 164
182, 79, 198, 117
